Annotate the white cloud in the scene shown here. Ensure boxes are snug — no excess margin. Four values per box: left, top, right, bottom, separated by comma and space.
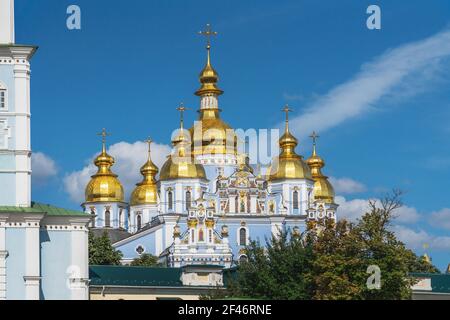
429, 208, 450, 230
31, 152, 58, 186
392, 225, 450, 251
63, 141, 171, 204
288, 28, 450, 138
329, 177, 367, 194
335, 196, 420, 224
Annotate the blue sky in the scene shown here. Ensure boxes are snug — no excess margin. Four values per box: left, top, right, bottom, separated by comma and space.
15, 0, 450, 270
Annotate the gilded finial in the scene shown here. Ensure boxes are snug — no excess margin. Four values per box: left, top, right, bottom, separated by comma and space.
198, 23, 218, 49
145, 137, 153, 160
309, 131, 320, 156
176, 103, 188, 130
282, 105, 292, 133
97, 128, 111, 154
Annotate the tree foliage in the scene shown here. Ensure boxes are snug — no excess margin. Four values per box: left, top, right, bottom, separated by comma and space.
89, 230, 123, 265
130, 253, 162, 267
219, 191, 440, 300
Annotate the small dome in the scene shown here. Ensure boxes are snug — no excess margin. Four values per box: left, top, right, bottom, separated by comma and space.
160, 127, 207, 181
268, 111, 312, 181
130, 141, 159, 206
85, 148, 124, 203
306, 137, 335, 203
195, 45, 223, 96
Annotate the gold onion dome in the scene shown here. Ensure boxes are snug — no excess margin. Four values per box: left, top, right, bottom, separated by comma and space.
306, 132, 335, 203
160, 106, 207, 180
130, 139, 159, 206
85, 129, 124, 202
268, 106, 312, 181
190, 24, 237, 156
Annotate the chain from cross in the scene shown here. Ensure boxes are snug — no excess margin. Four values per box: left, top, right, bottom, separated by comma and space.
198, 23, 218, 47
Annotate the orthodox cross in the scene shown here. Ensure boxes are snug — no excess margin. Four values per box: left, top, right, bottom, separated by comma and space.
145, 137, 152, 159
282, 104, 292, 123
97, 128, 111, 152
198, 23, 218, 47
176, 103, 188, 129
310, 131, 320, 146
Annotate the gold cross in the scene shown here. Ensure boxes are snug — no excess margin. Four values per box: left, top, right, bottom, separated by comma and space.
97, 128, 111, 151
145, 137, 152, 158
176, 103, 189, 129
309, 131, 320, 146
198, 23, 218, 47
282, 104, 292, 123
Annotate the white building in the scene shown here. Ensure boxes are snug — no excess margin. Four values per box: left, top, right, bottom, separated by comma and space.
0, 0, 90, 300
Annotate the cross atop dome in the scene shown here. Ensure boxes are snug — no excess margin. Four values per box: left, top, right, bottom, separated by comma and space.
198, 23, 218, 48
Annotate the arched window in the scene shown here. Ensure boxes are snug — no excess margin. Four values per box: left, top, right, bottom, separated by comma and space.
191, 229, 195, 243
239, 228, 247, 246
119, 209, 124, 228
90, 208, 96, 228
185, 190, 191, 210
293, 190, 299, 209
137, 214, 142, 230
104, 209, 111, 227
239, 255, 248, 264
198, 229, 204, 242
168, 191, 173, 210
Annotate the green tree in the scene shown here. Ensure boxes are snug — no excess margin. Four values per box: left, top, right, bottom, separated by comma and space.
220, 191, 440, 300
130, 253, 161, 267
89, 230, 123, 265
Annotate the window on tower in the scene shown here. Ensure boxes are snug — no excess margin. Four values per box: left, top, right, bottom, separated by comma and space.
168, 191, 173, 210
186, 190, 191, 210
0, 86, 6, 110
239, 228, 247, 246
293, 190, 299, 209
104, 209, 111, 227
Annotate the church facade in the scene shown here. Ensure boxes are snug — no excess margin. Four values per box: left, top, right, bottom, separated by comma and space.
0, 0, 90, 300
82, 25, 338, 266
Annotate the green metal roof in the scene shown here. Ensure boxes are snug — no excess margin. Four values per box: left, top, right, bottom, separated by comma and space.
0, 202, 86, 216
89, 265, 184, 287
410, 273, 450, 293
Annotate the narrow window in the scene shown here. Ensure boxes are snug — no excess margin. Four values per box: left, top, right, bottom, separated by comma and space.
239, 228, 247, 246
293, 190, 299, 209
185, 190, 191, 210
198, 229, 204, 242
137, 214, 142, 230
168, 191, 173, 210
0, 89, 6, 109
104, 209, 111, 227
90, 209, 95, 228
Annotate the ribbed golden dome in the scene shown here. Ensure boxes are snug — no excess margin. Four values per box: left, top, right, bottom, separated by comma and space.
189, 109, 237, 156
130, 140, 159, 206
306, 134, 335, 203
268, 107, 312, 181
160, 112, 207, 181
85, 134, 124, 203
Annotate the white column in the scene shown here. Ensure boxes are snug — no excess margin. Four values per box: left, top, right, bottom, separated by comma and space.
24, 215, 42, 300
0, 216, 7, 300
13, 57, 31, 207
0, 0, 15, 44
164, 215, 178, 251
70, 220, 89, 300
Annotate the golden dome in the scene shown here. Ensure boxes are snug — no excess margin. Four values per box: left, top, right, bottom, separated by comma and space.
195, 43, 223, 96
268, 106, 312, 181
306, 132, 335, 203
85, 130, 124, 203
190, 40, 237, 156
189, 109, 237, 156
160, 108, 207, 181
130, 139, 159, 206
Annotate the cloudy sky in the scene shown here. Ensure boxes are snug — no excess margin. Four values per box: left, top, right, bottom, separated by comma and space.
17, 0, 450, 270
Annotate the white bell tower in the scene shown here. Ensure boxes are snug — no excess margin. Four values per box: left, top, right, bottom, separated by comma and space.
0, 0, 15, 44
0, 0, 37, 207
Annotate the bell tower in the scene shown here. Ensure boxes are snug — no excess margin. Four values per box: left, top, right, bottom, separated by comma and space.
0, 0, 37, 207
